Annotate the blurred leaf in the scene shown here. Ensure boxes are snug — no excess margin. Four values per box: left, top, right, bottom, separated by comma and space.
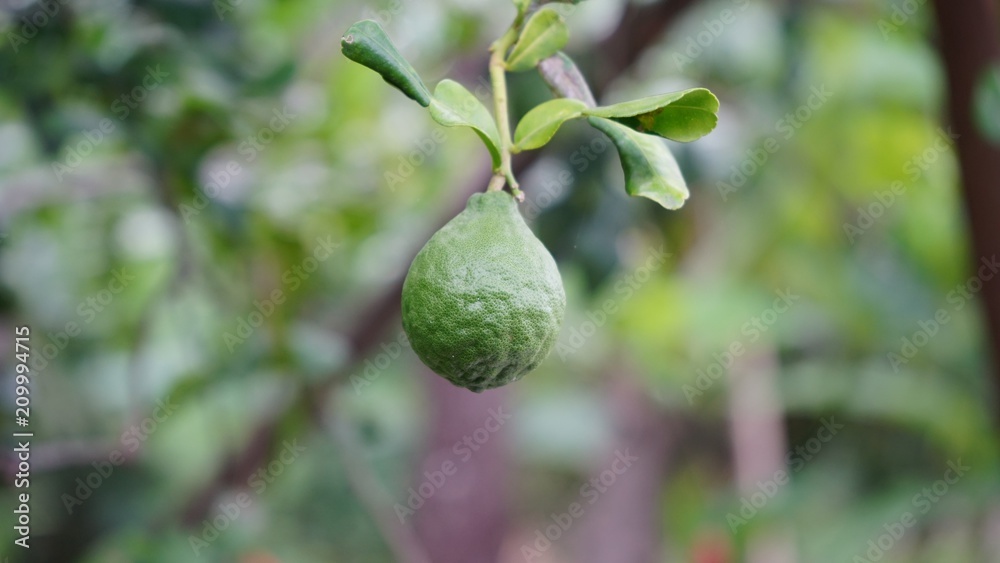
537, 51, 597, 106
512, 0, 531, 15
513, 98, 587, 151
588, 116, 688, 209
242, 61, 298, 97
341, 20, 432, 107
975, 64, 1000, 145
428, 79, 502, 167
506, 7, 568, 72
585, 88, 719, 142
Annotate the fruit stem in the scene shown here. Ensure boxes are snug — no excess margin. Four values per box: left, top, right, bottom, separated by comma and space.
486, 173, 506, 192
488, 21, 523, 201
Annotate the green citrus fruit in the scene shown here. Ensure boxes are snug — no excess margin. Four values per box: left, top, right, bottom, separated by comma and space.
401, 190, 565, 392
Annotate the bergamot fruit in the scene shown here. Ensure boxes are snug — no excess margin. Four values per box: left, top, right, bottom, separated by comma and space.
401, 190, 565, 392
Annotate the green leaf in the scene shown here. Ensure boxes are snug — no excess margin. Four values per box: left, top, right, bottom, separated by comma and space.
513, 98, 587, 151
585, 88, 719, 142
975, 65, 1000, 145
341, 20, 431, 107
428, 80, 502, 168
588, 117, 688, 210
512, 0, 531, 15
506, 7, 568, 72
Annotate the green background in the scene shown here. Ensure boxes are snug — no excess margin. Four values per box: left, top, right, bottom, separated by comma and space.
1, 0, 998, 561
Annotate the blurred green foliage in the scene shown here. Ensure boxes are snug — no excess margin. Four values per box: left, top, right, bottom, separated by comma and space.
1, 0, 998, 562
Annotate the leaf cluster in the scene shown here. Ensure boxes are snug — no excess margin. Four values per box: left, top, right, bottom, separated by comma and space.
341, 1, 719, 209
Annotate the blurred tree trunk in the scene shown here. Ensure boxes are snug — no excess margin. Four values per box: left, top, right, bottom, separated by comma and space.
569, 373, 679, 563
728, 350, 797, 563
931, 1, 1000, 417
411, 374, 512, 563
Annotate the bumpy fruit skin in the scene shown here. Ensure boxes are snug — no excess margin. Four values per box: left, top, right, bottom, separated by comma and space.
402, 191, 565, 392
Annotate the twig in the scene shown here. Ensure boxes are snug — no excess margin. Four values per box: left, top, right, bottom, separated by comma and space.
488, 22, 523, 196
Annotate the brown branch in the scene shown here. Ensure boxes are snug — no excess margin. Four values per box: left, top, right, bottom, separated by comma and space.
1, 440, 129, 478
593, 0, 702, 93
179, 411, 279, 525
931, 0, 1000, 421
